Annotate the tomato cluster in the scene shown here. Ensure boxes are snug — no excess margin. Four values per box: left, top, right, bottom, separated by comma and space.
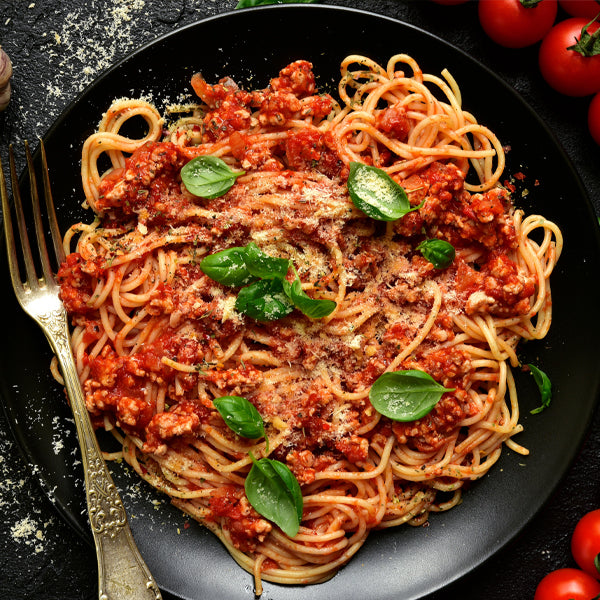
534, 510, 600, 600
430, 0, 600, 145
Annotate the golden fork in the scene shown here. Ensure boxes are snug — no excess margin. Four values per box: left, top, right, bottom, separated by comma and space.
0, 141, 162, 600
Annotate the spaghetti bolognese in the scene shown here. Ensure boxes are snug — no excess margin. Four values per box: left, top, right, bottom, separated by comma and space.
54, 54, 562, 592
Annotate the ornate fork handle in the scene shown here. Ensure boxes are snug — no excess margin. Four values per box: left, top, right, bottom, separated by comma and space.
45, 306, 162, 600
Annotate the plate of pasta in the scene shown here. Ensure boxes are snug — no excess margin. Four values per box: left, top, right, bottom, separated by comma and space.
2, 5, 600, 600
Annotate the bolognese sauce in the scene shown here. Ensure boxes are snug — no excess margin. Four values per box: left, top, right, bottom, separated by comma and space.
55, 55, 561, 592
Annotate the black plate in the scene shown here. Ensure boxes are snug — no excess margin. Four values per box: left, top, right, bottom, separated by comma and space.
2, 5, 600, 600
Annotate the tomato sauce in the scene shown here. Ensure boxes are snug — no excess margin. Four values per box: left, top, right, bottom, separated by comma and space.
207, 486, 272, 552
58, 59, 538, 549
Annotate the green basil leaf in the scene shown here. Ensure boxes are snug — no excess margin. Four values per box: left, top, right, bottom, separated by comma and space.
200, 247, 258, 287
235, 278, 294, 321
181, 155, 245, 199
527, 364, 552, 414
245, 454, 303, 538
282, 278, 336, 319
213, 396, 266, 441
347, 162, 418, 221
369, 370, 454, 421
243, 242, 291, 280
201, 243, 333, 321
236, 0, 315, 7
417, 238, 456, 269
269, 460, 304, 523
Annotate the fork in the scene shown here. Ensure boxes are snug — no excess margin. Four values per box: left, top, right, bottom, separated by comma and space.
0, 141, 163, 600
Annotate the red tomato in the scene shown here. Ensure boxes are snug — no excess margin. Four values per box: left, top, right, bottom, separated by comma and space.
539, 17, 600, 96
559, 0, 600, 18
572, 509, 600, 578
478, 0, 558, 48
534, 568, 600, 600
589, 93, 600, 145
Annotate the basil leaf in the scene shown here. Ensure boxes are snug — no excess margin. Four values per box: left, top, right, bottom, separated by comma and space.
243, 242, 290, 280
347, 162, 418, 221
269, 460, 304, 523
200, 243, 333, 321
282, 278, 336, 319
236, 0, 315, 7
199, 242, 288, 286
527, 364, 552, 414
245, 454, 303, 538
181, 155, 245, 199
369, 370, 454, 421
200, 247, 258, 287
417, 238, 456, 269
235, 278, 294, 321
213, 396, 266, 440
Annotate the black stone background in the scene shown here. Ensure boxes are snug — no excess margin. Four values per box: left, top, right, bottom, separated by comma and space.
0, 1, 599, 599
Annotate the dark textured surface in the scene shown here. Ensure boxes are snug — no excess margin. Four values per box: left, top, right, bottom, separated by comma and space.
1, 1, 600, 599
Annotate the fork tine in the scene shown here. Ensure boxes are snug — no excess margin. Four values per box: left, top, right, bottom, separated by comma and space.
40, 140, 66, 266
24, 140, 55, 285
0, 149, 23, 293
8, 144, 39, 289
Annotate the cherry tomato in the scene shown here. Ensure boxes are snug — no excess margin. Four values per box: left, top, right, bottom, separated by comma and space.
534, 568, 600, 600
572, 509, 600, 578
539, 17, 600, 96
478, 0, 558, 48
559, 0, 600, 18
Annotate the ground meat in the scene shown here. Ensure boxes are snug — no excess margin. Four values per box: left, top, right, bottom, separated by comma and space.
143, 401, 208, 455
394, 162, 518, 250
208, 486, 272, 553
376, 103, 411, 141
391, 389, 474, 452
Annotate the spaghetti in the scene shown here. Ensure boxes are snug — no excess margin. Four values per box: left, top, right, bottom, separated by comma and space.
55, 55, 562, 592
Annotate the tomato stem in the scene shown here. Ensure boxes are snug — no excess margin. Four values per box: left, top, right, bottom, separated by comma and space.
567, 15, 600, 57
